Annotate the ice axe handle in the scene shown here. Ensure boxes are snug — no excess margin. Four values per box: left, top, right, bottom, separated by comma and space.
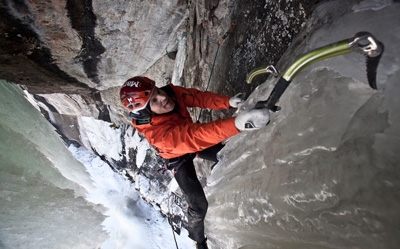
254, 77, 291, 112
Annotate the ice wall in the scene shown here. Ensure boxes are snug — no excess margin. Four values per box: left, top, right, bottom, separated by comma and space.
206, 2, 400, 249
0, 81, 195, 249
0, 81, 107, 248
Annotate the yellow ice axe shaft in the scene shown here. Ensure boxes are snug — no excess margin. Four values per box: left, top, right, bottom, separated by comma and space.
247, 32, 383, 112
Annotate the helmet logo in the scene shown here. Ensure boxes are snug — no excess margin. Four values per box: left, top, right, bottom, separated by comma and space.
121, 76, 154, 111
124, 80, 141, 88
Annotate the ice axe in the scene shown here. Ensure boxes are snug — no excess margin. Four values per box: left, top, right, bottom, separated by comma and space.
246, 32, 384, 112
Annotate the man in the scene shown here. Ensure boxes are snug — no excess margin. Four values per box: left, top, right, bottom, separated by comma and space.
120, 76, 269, 249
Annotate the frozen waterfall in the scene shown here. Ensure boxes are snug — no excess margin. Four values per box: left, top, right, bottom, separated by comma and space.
1, 1, 400, 249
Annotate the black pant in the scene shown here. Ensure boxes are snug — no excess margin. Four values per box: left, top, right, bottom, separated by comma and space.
169, 143, 224, 242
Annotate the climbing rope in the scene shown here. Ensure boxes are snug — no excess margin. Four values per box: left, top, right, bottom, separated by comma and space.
161, 22, 236, 121
161, 23, 236, 248
196, 22, 236, 122
167, 192, 180, 249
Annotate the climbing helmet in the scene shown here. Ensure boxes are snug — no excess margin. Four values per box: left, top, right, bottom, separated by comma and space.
120, 76, 155, 111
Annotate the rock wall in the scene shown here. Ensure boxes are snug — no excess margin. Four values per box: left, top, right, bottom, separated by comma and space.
0, 0, 321, 239
0, 0, 316, 121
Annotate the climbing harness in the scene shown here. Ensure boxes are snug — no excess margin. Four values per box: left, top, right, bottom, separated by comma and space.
156, 165, 169, 175
246, 31, 384, 112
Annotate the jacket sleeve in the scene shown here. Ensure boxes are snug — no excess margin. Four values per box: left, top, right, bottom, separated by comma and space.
171, 84, 231, 110
146, 116, 240, 157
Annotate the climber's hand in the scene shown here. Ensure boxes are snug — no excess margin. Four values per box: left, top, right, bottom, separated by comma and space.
229, 93, 244, 108
234, 108, 270, 131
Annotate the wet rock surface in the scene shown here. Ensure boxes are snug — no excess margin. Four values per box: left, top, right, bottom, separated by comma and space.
0, 0, 329, 241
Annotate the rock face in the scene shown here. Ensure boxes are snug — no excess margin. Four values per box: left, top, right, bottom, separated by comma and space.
1, 0, 187, 88
0, 0, 313, 119
0, 0, 316, 242
0, 0, 315, 164
1, 0, 190, 125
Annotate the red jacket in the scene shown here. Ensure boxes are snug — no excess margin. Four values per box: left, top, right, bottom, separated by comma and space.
133, 84, 240, 159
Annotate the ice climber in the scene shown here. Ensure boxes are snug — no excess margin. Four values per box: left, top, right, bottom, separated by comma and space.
120, 76, 270, 249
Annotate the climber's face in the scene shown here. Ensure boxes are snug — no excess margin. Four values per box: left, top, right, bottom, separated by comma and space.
149, 87, 175, 114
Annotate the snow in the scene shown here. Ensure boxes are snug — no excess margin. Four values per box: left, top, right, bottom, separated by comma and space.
123, 125, 151, 168
68, 144, 195, 249
1, 82, 194, 249
67, 115, 193, 248
78, 116, 123, 161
